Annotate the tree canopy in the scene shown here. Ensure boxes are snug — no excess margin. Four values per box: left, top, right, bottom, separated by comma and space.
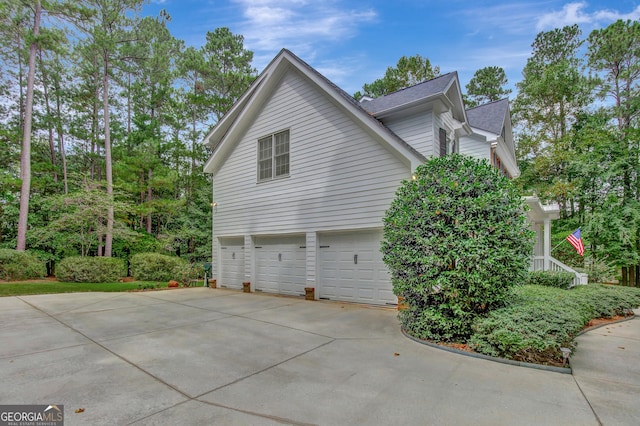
354, 54, 440, 100
0, 2, 256, 269
464, 66, 511, 108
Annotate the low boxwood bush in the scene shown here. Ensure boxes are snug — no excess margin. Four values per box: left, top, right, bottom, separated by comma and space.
0, 249, 46, 281
130, 253, 189, 282
469, 284, 640, 363
57, 256, 125, 283
526, 271, 575, 289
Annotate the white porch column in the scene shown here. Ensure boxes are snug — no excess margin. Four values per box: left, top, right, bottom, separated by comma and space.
306, 232, 317, 299
244, 235, 254, 291
543, 218, 551, 271
531, 222, 542, 257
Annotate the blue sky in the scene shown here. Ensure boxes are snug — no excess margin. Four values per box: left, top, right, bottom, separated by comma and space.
145, 0, 640, 96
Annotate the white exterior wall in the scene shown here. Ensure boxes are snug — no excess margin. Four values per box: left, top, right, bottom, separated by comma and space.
459, 135, 489, 161
432, 111, 453, 156
383, 111, 434, 158
211, 69, 411, 237
438, 110, 456, 135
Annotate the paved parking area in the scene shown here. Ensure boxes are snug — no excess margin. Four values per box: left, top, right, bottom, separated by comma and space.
0, 288, 635, 425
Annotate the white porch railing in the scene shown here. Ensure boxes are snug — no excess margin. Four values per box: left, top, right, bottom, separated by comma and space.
530, 256, 588, 287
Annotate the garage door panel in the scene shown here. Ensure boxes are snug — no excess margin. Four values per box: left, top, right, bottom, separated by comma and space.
319, 230, 395, 305
255, 236, 306, 296
219, 238, 244, 289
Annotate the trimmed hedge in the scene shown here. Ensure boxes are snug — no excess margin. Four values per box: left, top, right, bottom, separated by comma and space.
469, 284, 640, 363
0, 249, 46, 281
57, 256, 125, 283
130, 253, 189, 282
526, 271, 575, 289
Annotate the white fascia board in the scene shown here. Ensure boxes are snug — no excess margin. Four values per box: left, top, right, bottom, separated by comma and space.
495, 139, 520, 178
203, 56, 289, 175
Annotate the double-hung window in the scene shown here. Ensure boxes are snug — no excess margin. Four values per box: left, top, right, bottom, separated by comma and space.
258, 130, 289, 182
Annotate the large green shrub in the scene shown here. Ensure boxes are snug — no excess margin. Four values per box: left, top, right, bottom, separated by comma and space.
526, 271, 575, 289
0, 249, 46, 281
469, 284, 640, 362
57, 256, 125, 283
382, 154, 534, 341
130, 253, 189, 282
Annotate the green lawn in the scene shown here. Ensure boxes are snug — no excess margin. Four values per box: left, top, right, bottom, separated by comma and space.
0, 280, 168, 297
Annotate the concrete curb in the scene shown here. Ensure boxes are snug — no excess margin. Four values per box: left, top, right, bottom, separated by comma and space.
401, 329, 572, 374
576, 313, 636, 336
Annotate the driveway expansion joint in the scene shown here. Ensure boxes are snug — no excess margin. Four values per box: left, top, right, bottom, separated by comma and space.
196, 339, 336, 398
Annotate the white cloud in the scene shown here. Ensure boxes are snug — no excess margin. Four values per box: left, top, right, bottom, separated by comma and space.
459, 2, 545, 36
231, 0, 377, 61
536, 2, 640, 31
593, 5, 640, 22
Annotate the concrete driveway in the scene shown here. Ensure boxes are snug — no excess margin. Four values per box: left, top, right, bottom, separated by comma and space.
0, 288, 636, 425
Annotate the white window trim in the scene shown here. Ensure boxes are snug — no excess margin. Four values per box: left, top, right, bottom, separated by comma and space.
257, 129, 290, 183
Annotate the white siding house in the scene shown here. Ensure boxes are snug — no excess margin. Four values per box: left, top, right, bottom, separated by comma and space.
202, 49, 521, 305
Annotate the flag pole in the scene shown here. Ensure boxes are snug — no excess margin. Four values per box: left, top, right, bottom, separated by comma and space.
550, 240, 565, 254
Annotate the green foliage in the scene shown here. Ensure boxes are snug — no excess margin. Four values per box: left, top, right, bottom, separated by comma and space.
514, 25, 595, 205
582, 258, 616, 284
200, 27, 257, 121
27, 187, 133, 257
470, 284, 640, 362
526, 271, 575, 289
354, 54, 440, 99
57, 256, 125, 283
0, 249, 46, 281
173, 262, 199, 286
130, 252, 189, 282
382, 154, 534, 341
464, 66, 511, 108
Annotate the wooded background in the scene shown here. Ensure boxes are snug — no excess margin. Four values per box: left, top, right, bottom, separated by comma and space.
0, 1, 637, 284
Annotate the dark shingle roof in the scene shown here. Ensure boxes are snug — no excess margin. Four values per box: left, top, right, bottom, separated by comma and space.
359, 73, 458, 115
465, 98, 509, 134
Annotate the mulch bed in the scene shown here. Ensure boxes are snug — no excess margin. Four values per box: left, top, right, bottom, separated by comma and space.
420, 312, 635, 367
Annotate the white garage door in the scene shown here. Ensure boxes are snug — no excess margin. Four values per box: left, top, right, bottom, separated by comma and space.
219, 238, 244, 289
255, 235, 306, 296
319, 230, 395, 305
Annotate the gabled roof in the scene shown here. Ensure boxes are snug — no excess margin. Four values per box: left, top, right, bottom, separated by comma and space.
359, 73, 468, 124
202, 49, 426, 174
466, 98, 509, 135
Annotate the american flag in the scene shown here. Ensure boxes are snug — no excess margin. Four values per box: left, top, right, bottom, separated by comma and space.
567, 228, 585, 256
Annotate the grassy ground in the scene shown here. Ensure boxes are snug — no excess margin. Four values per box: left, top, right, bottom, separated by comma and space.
0, 280, 170, 297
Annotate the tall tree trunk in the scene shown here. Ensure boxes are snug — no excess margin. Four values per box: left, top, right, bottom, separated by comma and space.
91, 53, 99, 181
140, 171, 144, 229
97, 223, 103, 257
127, 72, 131, 136
39, 49, 58, 183
146, 168, 152, 234
17, 27, 24, 132
189, 97, 197, 205
54, 64, 69, 194
103, 53, 114, 257
16, 1, 41, 251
